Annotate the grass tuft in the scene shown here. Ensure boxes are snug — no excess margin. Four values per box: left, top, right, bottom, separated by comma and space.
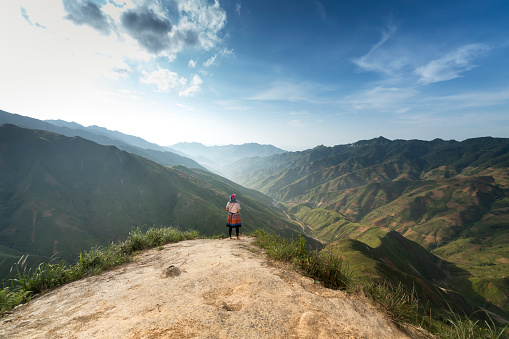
436, 310, 509, 339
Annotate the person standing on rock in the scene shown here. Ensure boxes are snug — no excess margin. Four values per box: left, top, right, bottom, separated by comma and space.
226, 194, 241, 239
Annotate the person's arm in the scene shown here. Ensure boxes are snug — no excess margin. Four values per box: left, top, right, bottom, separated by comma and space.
226, 202, 231, 211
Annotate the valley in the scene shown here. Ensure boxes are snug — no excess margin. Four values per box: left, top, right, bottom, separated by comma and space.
225, 137, 509, 317
1, 110, 509, 323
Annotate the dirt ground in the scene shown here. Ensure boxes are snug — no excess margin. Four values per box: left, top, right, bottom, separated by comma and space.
0, 237, 425, 338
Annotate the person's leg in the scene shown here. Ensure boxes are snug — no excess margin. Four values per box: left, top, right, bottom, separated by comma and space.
235, 226, 239, 239
229, 227, 232, 238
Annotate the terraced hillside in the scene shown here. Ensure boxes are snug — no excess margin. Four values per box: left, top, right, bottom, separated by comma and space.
226, 137, 509, 314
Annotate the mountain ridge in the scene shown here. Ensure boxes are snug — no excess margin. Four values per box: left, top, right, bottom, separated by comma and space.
0, 110, 205, 170
169, 141, 287, 173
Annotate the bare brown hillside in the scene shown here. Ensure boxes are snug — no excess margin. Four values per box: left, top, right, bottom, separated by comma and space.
0, 237, 427, 338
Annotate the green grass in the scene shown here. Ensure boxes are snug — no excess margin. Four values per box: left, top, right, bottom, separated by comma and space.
252, 229, 350, 290
436, 310, 509, 339
0, 226, 198, 314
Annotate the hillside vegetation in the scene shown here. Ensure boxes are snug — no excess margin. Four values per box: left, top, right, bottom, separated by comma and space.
0, 124, 310, 281
225, 136, 509, 315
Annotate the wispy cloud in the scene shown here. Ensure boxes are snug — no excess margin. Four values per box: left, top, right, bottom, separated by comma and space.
20, 6, 45, 28
204, 54, 217, 67
189, 59, 197, 68
63, 0, 114, 36
249, 81, 318, 102
179, 75, 203, 97
415, 43, 489, 84
428, 87, 509, 109
314, 1, 327, 23
341, 86, 417, 113
352, 25, 408, 75
175, 103, 195, 111
215, 100, 251, 111
236, 2, 242, 16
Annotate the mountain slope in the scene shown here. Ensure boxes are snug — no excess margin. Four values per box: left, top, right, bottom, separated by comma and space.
227, 137, 509, 313
0, 125, 309, 281
0, 110, 205, 170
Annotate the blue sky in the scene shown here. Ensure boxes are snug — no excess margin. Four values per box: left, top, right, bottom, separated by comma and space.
1, 0, 508, 151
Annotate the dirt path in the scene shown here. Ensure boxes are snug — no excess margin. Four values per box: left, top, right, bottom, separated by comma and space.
0, 237, 423, 338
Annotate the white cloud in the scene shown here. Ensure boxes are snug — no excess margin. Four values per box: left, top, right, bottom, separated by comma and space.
174, 0, 227, 51
189, 59, 197, 68
235, 3, 242, 16
415, 44, 489, 85
179, 74, 203, 97
141, 67, 187, 92
204, 54, 217, 67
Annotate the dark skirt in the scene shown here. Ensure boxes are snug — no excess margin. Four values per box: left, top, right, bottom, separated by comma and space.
226, 212, 241, 227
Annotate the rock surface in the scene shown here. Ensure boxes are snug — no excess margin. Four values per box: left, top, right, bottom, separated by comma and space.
0, 237, 423, 338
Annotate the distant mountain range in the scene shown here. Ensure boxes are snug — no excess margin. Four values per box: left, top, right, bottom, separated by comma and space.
0, 110, 286, 175
0, 110, 205, 170
168, 142, 287, 173
0, 124, 311, 282
226, 136, 509, 315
